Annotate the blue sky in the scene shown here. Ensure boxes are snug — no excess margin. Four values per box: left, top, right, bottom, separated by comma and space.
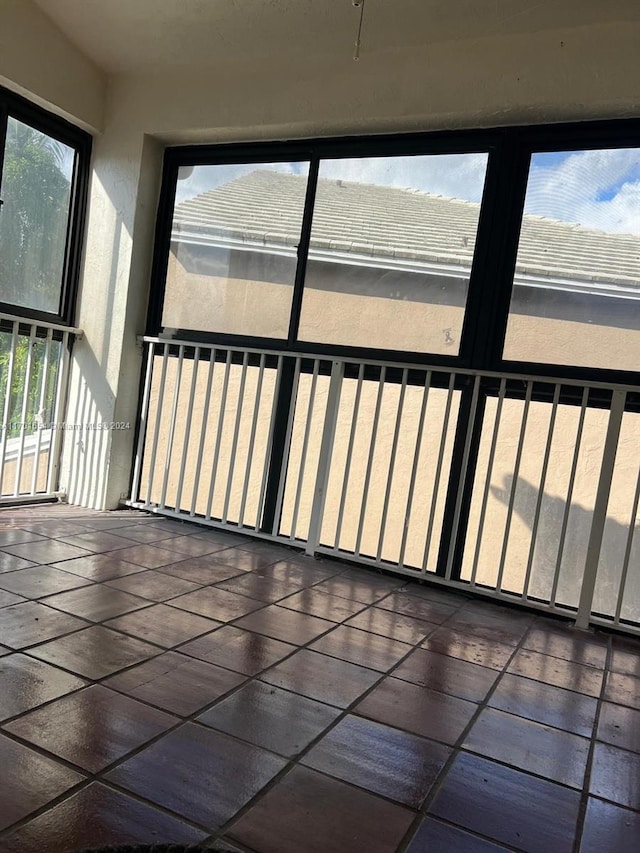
175, 147, 640, 236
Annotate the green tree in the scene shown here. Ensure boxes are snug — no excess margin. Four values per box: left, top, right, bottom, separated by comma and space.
0, 117, 71, 313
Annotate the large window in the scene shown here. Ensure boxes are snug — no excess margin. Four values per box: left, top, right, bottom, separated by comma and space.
503, 148, 640, 372
0, 88, 90, 324
297, 154, 488, 353
150, 122, 640, 384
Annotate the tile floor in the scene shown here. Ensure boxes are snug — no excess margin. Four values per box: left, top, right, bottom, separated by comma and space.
0, 505, 639, 852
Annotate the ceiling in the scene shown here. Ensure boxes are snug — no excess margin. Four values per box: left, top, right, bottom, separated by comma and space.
33, 0, 640, 75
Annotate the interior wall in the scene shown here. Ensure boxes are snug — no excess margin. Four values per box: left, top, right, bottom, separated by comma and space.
0, 0, 105, 131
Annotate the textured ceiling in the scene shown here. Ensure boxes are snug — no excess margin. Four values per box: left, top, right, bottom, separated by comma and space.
33, 0, 640, 75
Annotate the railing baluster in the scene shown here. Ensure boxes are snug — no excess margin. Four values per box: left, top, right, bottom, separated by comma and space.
174, 346, 200, 512
377, 368, 408, 562
205, 349, 232, 520
355, 365, 386, 557
190, 347, 216, 517
470, 378, 506, 588
159, 344, 184, 509
0, 321, 19, 496
398, 370, 431, 569
334, 363, 364, 551
522, 383, 560, 601
290, 359, 320, 542
306, 360, 344, 557
575, 389, 627, 630
256, 355, 284, 531
550, 387, 589, 608
131, 342, 155, 504
46, 331, 71, 496
13, 324, 36, 495
272, 357, 301, 537
423, 372, 456, 575
222, 351, 249, 524
239, 353, 266, 528
614, 458, 640, 625
495, 380, 533, 594
144, 343, 170, 507
29, 329, 52, 496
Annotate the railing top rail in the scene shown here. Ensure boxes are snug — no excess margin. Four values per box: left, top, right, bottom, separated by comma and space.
0, 312, 83, 337
141, 335, 640, 395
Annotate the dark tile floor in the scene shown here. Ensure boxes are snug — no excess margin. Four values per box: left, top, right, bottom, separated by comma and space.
0, 506, 639, 852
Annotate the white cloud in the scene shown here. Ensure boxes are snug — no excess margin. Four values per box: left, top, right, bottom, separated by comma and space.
525, 149, 640, 235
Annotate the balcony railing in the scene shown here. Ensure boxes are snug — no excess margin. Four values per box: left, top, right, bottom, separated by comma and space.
130, 337, 640, 636
0, 312, 79, 504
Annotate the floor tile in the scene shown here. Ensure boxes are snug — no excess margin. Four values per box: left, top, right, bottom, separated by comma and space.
104, 651, 245, 716
28, 625, 160, 679
523, 624, 608, 669
603, 671, 640, 709
105, 603, 219, 648
355, 677, 477, 744
0, 601, 87, 649
181, 625, 295, 676
110, 525, 181, 544
155, 533, 229, 557
261, 648, 380, 708
259, 558, 339, 585
106, 544, 184, 569
212, 548, 278, 572
106, 723, 286, 830
302, 714, 450, 807
489, 672, 598, 737
0, 589, 27, 608
444, 610, 527, 645
42, 584, 150, 622
429, 752, 580, 853
597, 701, 640, 752
18, 520, 92, 538
169, 586, 265, 621
610, 646, 640, 678
377, 591, 458, 624
233, 604, 334, 645
228, 765, 414, 853
0, 782, 207, 852
345, 606, 436, 645
57, 530, 140, 553
1, 540, 92, 564
422, 627, 515, 670
393, 649, 499, 702
463, 707, 589, 788
198, 680, 340, 757
309, 624, 412, 672
405, 817, 512, 852
589, 742, 640, 810
0, 733, 83, 832
106, 569, 201, 601
4, 684, 176, 772
158, 557, 247, 585
0, 529, 46, 546
311, 575, 396, 605
50, 553, 145, 581
0, 654, 86, 721
399, 582, 470, 608
0, 553, 37, 573
216, 573, 307, 603
0, 566, 92, 598
508, 649, 604, 697
579, 797, 640, 853
279, 588, 368, 622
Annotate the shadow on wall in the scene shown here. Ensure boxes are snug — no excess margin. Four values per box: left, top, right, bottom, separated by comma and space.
490, 474, 639, 624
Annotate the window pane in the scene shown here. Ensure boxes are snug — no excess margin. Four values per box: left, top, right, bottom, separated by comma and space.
0, 118, 74, 315
297, 153, 488, 353
503, 149, 640, 370
163, 162, 310, 338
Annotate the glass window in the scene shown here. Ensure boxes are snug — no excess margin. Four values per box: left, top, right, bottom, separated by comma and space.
503, 148, 640, 371
296, 153, 488, 353
0, 117, 74, 315
163, 162, 310, 339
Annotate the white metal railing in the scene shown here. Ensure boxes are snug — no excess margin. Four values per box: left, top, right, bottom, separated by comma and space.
131, 336, 640, 635
0, 312, 79, 503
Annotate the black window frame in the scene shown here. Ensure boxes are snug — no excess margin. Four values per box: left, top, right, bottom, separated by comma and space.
0, 85, 92, 327
148, 119, 640, 387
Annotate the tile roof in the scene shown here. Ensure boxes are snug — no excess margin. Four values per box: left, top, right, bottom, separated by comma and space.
173, 170, 640, 292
